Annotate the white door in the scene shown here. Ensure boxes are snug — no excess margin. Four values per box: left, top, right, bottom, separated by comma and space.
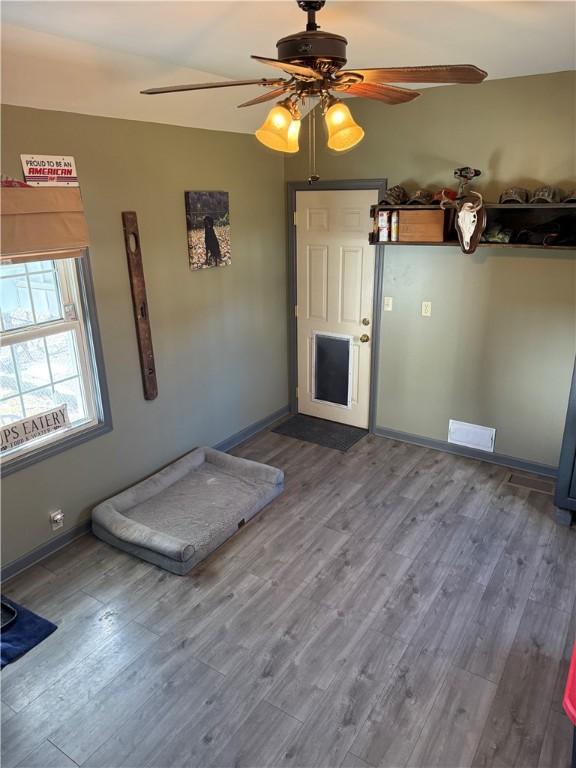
295, 188, 378, 428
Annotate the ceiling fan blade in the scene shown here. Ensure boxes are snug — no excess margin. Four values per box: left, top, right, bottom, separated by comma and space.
251, 55, 323, 81
141, 78, 286, 95
340, 65, 488, 85
341, 82, 420, 105
237, 85, 294, 108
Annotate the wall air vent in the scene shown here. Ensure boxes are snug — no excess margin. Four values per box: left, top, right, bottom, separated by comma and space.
448, 419, 496, 452
505, 473, 554, 495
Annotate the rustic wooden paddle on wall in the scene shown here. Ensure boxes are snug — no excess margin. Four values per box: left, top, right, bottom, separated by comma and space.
121, 211, 158, 400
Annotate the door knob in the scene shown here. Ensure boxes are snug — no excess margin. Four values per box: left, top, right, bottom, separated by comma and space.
362, 318, 370, 326
360, 334, 370, 343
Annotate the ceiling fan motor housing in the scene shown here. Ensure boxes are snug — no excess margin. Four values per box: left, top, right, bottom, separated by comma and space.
276, 30, 348, 73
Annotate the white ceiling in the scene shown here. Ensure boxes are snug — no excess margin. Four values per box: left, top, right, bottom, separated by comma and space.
2, 1, 575, 133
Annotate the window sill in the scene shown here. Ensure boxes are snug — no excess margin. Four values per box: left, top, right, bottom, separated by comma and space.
1, 419, 113, 477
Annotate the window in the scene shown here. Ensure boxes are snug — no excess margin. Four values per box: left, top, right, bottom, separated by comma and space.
0, 255, 111, 472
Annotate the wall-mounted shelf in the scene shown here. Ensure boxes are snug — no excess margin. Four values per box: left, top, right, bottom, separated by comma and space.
369, 240, 575, 251
369, 202, 576, 250
371, 203, 576, 212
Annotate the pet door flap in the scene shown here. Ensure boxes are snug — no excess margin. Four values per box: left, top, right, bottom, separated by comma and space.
314, 334, 351, 407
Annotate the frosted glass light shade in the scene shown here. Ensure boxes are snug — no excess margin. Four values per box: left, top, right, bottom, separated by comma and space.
255, 104, 301, 153
325, 101, 364, 152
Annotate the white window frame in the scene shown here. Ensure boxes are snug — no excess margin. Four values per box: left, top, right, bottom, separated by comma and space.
1, 253, 111, 474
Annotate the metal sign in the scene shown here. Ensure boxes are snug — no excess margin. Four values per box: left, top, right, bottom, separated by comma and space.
20, 155, 79, 187
1, 406, 70, 453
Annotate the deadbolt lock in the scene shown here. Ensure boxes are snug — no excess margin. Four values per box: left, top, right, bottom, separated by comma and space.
360, 334, 370, 343
362, 318, 370, 326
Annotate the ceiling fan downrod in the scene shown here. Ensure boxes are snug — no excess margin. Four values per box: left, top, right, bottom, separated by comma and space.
297, 0, 326, 32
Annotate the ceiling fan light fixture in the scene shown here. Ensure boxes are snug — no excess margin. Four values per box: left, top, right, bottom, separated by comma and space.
255, 99, 301, 153
141, 2, 487, 157
324, 97, 364, 152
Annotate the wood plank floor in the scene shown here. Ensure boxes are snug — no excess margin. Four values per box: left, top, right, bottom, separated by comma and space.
2, 431, 575, 768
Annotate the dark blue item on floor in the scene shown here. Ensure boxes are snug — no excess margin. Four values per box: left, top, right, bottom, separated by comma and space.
1, 597, 57, 669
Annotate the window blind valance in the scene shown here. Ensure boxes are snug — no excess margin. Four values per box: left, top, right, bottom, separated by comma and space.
1, 187, 90, 263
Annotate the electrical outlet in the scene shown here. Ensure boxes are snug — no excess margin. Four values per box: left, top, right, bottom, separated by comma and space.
50, 509, 64, 531
421, 301, 432, 317
383, 296, 394, 312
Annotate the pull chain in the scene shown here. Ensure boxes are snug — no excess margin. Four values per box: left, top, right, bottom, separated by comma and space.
308, 103, 320, 184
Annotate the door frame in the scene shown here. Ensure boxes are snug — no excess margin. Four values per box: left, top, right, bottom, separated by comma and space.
287, 178, 387, 432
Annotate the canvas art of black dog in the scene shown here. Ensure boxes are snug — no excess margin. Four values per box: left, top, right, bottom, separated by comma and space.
203, 216, 222, 266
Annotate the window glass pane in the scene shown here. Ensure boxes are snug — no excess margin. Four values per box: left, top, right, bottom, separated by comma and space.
0, 274, 34, 330
46, 331, 79, 382
0, 255, 103, 464
0, 262, 63, 331
0, 346, 18, 400
27, 260, 55, 273
0, 396, 24, 426
53, 377, 86, 422
13, 338, 51, 392
29, 269, 62, 324
22, 385, 56, 418
0, 264, 27, 278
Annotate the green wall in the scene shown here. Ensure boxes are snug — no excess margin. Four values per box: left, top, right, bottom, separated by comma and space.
1, 105, 288, 567
376, 246, 575, 465
286, 72, 576, 196
287, 72, 576, 466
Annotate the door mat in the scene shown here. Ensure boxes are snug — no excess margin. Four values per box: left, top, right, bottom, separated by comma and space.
273, 414, 367, 452
1, 597, 57, 669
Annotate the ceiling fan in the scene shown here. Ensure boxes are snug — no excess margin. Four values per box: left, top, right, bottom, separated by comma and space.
141, 0, 487, 153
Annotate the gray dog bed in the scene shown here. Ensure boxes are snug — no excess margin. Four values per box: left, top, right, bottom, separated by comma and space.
92, 447, 284, 575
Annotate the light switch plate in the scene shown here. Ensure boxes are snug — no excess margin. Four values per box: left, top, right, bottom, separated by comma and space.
383, 296, 394, 312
